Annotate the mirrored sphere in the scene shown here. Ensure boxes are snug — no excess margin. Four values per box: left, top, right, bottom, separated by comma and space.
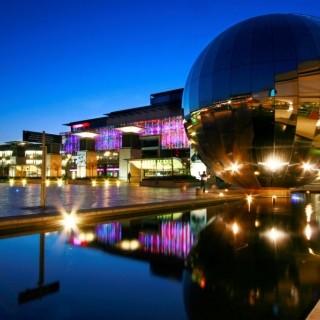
184, 14, 320, 189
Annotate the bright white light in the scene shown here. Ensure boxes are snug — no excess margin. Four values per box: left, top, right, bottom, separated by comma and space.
92, 180, 97, 187
119, 240, 140, 251
116, 180, 120, 187
74, 132, 98, 138
225, 163, 241, 173
22, 179, 27, 186
9, 179, 14, 186
232, 222, 239, 235
79, 232, 95, 242
266, 227, 285, 242
46, 179, 50, 187
302, 162, 314, 171
305, 204, 313, 222
62, 212, 78, 231
305, 224, 312, 240
259, 157, 289, 172
104, 180, 110, 187
57, 179, 63, 187
247, 195, 253, 211
116, 126, 144, 133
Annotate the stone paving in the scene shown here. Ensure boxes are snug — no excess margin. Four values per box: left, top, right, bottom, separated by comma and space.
0, 182, 245, 235
0, 182, 243, 217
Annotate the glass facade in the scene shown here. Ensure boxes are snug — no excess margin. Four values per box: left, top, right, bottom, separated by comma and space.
184, 14, 320, 189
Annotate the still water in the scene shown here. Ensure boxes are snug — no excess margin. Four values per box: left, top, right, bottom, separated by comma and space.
1, 191, 320, 319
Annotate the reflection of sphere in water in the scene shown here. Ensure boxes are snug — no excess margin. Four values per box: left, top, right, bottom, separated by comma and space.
183, 14, 320, 189
183, 199, 320, 319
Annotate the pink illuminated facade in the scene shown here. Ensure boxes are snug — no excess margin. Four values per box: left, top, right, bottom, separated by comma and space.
61, 89, 191, 180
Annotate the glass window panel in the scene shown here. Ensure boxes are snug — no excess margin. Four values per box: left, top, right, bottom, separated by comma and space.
214, 26, 239, 71
299, 73, 320, 97
200, 34, 224, 76
274, 60, 297, 79
198, 74, 213, 107
230, 66, 251, 96
212, 69, 230, 101
231, 32, 253, 67
187, 79, 200, 112
251, 62, 274, 93
273, 28, 296, 62
288, 18, 318, 63
251, 31, 273, 63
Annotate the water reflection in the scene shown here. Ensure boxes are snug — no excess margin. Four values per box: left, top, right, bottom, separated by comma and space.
183, 194, 320, 320
2, 194, 320, 319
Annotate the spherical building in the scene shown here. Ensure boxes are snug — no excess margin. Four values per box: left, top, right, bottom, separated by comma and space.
183, 14, 320, 190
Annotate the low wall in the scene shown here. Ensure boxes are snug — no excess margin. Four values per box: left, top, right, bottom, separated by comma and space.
140, 179, 198, 188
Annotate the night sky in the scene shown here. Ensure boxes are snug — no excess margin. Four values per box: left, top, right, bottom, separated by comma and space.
1, 0, 320, 143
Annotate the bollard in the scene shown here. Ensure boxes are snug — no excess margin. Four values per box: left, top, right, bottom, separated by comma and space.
196, 188, 203, 195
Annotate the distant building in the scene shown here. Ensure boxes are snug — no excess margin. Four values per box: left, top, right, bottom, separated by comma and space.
0, 89, 207, 182
0, 141, 61, 178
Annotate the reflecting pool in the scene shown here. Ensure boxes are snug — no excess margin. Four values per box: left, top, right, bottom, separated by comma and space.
1, 192, 320, 319
184, 193, 320, 319
0, 212, 192, 320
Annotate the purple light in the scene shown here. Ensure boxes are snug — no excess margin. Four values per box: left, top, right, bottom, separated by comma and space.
61, 116, 189, 152
139, 221, 195, 258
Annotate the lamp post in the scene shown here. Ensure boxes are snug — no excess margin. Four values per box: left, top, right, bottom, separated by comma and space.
104, 151, 110, 178
40, 131, 47, 208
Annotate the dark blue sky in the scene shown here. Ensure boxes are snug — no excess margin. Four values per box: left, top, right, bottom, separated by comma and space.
1, 0, 320, 143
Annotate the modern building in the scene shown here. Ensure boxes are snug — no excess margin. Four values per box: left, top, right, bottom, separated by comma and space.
183, 13, 320, 191
61, 88, 192, 182
0, 141, 61, 178
0, 89, 202, 182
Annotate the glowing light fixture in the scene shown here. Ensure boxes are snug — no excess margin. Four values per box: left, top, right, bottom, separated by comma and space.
258, 156, 288, 172
116, 126, 144, 133
232, 222, 239, 235
305, 224, 312, 240
266, 227, 285, 242
302, 162, 314, 171
305, 204, 313, 222
119, 239, 140, 251
247, 195, 253, 212
225, 162, 241, 173
62, 212, 79, 231
74, 132, 98, 138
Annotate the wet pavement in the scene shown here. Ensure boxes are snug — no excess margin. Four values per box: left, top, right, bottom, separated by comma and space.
0, 182, 243, 217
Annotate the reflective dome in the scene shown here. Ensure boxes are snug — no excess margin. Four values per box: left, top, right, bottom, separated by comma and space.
184, 14, 320, 189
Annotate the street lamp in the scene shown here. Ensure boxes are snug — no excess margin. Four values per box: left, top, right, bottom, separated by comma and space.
104, 151, 110, 177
